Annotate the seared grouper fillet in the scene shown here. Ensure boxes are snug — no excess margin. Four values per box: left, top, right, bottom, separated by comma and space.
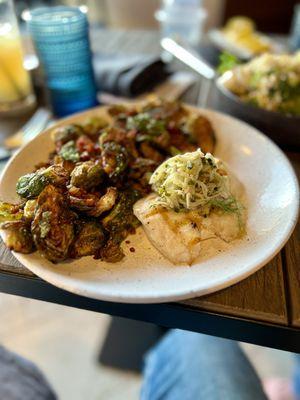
133, 193, 243, 265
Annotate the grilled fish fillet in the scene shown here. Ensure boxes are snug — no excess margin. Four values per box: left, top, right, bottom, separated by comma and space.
133, 184, 245, 265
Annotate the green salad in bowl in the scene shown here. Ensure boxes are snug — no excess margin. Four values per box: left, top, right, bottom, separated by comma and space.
221, 52, 300, 116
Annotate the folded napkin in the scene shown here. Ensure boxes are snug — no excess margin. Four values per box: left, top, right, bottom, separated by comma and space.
93, 54, 170, 97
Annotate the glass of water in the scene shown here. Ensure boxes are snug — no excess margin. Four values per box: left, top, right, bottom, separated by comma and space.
0, 0, 36, 116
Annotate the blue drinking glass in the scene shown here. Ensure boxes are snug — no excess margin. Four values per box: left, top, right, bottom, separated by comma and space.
27, 6, 98, 117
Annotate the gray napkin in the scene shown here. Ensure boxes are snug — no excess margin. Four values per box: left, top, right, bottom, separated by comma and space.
93, 54, 170, 97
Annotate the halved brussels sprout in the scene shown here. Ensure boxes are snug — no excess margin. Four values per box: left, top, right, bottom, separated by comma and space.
99, 236, 124, 263
59, 140, 80, 163
127, 113, 166, 136
68, 186, 117, 217
43, 165, 70, 186
23, 199, 37, 220
32, 185, 75, 262
0, 220, 34, 254
51, 124, 84, 145
102, 189, 141, 234
16, 165, 69, 199
129, 157, 157, 179
101, 142, 128, 179
70, 220, 105, 258
81, 116, 109, 138
0, 202, 23, 223
107, 104, 128, 117
70, 161, 104, 190
183, 115, 215, 154
16, 172, 48, 199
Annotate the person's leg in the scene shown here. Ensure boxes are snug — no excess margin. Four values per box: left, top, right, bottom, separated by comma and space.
141, 330, 267, 400
0, 345, 56, 400
293, 354, 300, 399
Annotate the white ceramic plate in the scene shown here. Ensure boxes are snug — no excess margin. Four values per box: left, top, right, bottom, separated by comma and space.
0, 107, 298, 303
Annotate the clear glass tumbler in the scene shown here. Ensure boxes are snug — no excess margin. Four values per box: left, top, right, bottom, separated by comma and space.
290, 4, 300, 51
0, 0, 36, 116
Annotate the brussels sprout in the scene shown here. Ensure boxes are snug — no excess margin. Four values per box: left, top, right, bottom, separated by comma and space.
0, 220, 34, 254
69, 186, 117, 217
43, 165, 70, 186
16, 165, 69, 199
0, 202, 23, 223
98, 126, 126, 147
129, 157, 157, 179
139, 142, 164, 163
70, 161, 104, 190
183, 115, 215, 154
127, 113, 166, 135
52, 155, 76, 174
93, 187, 118, 217
168, 146, 182, 156
142, 99, 187, 123
99, 188, 141, 261
16, 172, 48, 199
23, 199, 37, 220
70, 220, 105, 258
100, 236, 124, 263
107, 104, 127, 117
82, 116, 109, 138
102, 189, 141, 234
59, 140, 80, 162
101, 142, 128, 179
32, 185, 75, 262
51, 124, 84, 145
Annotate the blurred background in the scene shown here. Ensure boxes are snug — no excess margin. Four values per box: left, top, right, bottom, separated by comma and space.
12, 0, 299, 32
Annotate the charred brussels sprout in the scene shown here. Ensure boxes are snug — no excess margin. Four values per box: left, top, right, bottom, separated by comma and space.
23, 199, 37, 220
70, 220, 105, 258
69, 186, 117, 217
127, 113, 166, 135
183, 115, 215, 154
43, 165, 70, 186
0, 221, 34, 253
70, 161, 104, 190
100, 236, 125, 263
82, 117, 109, 138
52, 124, 84, 145
101, 142, 128, 179
16, 165, 69, 199
101, 189, 140, 263
16, 172, 48, 199
107, 104, 127, 117
59, 140, 80, 162
32, 185, 75, 262
0, 202, 23, 223
102, 189, 141, 234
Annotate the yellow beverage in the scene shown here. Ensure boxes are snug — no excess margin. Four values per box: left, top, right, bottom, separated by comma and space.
0, 26, 32, 104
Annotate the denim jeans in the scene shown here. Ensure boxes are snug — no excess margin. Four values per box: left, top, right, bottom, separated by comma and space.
294, 354, 300, 399
141, 330, 268, 400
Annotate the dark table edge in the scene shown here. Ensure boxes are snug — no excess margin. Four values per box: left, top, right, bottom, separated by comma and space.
0, 270, 299, 354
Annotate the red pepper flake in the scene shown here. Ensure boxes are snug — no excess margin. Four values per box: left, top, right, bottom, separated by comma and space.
129, 247, 135, 253
125, 240, 130, 244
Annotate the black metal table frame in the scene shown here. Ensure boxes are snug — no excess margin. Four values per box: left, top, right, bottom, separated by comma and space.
0, 270, 299, 354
